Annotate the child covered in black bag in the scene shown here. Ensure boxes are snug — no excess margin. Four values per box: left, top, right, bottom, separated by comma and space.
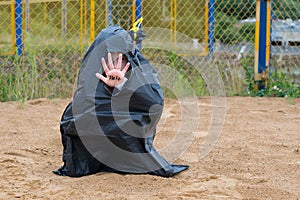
54, 26, 188, 177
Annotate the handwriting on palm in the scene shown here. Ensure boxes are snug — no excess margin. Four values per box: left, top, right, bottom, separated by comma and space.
95, 53, 130, 87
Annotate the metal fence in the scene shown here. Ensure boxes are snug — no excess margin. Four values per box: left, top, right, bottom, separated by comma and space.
0, 0, 299, 101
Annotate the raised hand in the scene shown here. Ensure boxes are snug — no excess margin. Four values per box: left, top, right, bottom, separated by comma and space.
95, 53, 130, 87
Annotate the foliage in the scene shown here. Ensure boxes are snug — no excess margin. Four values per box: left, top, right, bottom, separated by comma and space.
0, 51, 79, 102
1, 0, 300, 101
266, 70, 300, 98
166, 51, 208, 97
215, 0, 300, 43
215, 0, 256, 20
0, 55, 37, 102
242, 55, 256, 96
141, 49, 208, 98
238, 22, 255, 43
215, 12, 242, 44
215, 0, 300, 21
272, 0, 300, 20
243, 57, 300, 98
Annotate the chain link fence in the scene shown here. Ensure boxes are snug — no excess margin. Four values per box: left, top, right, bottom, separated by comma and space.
0, 0, 299, 101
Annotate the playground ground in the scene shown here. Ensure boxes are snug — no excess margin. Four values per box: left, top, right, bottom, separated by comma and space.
0, 97, 299, 199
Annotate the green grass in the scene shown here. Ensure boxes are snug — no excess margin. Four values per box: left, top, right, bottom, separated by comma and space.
243, 55, 300, 99
1, 45, 299, 102
1, 18, 299, 101
0, 42, 81, 102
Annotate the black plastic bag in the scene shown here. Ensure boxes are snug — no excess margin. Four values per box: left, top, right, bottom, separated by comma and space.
54, 26, 188, 177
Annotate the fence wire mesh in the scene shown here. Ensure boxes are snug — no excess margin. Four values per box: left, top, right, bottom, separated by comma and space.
0, 0, 299, 101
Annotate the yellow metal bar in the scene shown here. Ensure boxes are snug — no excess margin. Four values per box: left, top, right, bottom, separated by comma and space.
205, 0, 209, 53
170, 0, 173, 45
178, 53, 208, 57
105, 0, 108, 27
26, 0, 75, 3
84, 0, 87, 36
1, 1, 13, 5
173, 0, 177, 50
132, 0, 136, 27
43, 1, 47, 24
266, 0, 271, 69
1, 0, 79, 5
90, 0, 95, 43
11, 0, 16, 54
80, 0, 83, 55
254, 0, 260, 81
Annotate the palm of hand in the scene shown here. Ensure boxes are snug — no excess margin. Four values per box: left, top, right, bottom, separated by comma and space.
95, 53, 130, 87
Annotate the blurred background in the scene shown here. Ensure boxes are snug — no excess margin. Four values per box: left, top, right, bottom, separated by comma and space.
0, 0, 299, 101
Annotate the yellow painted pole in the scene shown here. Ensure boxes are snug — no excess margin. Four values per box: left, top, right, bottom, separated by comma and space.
105, 0, 108, 27
170, 0, 173, 45
11, 0, 16, 54
84, 0, 87, 36
132, 0, 136, 27
173, 0, 177, 50
266, 0, 271, 74
44, 1, 47, 25
205, 0, 209, 53
80, 0, 83, 55
90, 0, 95, 43
254, 0, 260, 82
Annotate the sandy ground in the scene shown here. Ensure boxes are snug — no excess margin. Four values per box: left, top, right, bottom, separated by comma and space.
0, 97, 299, 200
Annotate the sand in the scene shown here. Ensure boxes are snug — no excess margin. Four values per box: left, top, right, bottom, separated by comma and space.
0, 97, 299, 199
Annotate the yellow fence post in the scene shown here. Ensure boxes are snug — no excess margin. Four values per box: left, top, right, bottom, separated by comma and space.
205, 0, 209, 54
173, 0, 177, 50
132, 0, 136, 27
80, 0, 83, 55
84, 0, 87, 36
90, 0, 95, 44
254, 0, 260, 85
43, 1, 47, 25
11, 0, 16, 55
266, 0, 271, 84
169, 0, 177, 50
170, 0, 173, 46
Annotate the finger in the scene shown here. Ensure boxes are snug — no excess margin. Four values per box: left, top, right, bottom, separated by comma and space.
107, 52, 114, 70
116, 53, 122, 70
101, 58, 109, 74
95, 72, 108, 83
122, 62, 130, 74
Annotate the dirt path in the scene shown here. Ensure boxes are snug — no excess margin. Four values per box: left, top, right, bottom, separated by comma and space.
0, 97, 299, 199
